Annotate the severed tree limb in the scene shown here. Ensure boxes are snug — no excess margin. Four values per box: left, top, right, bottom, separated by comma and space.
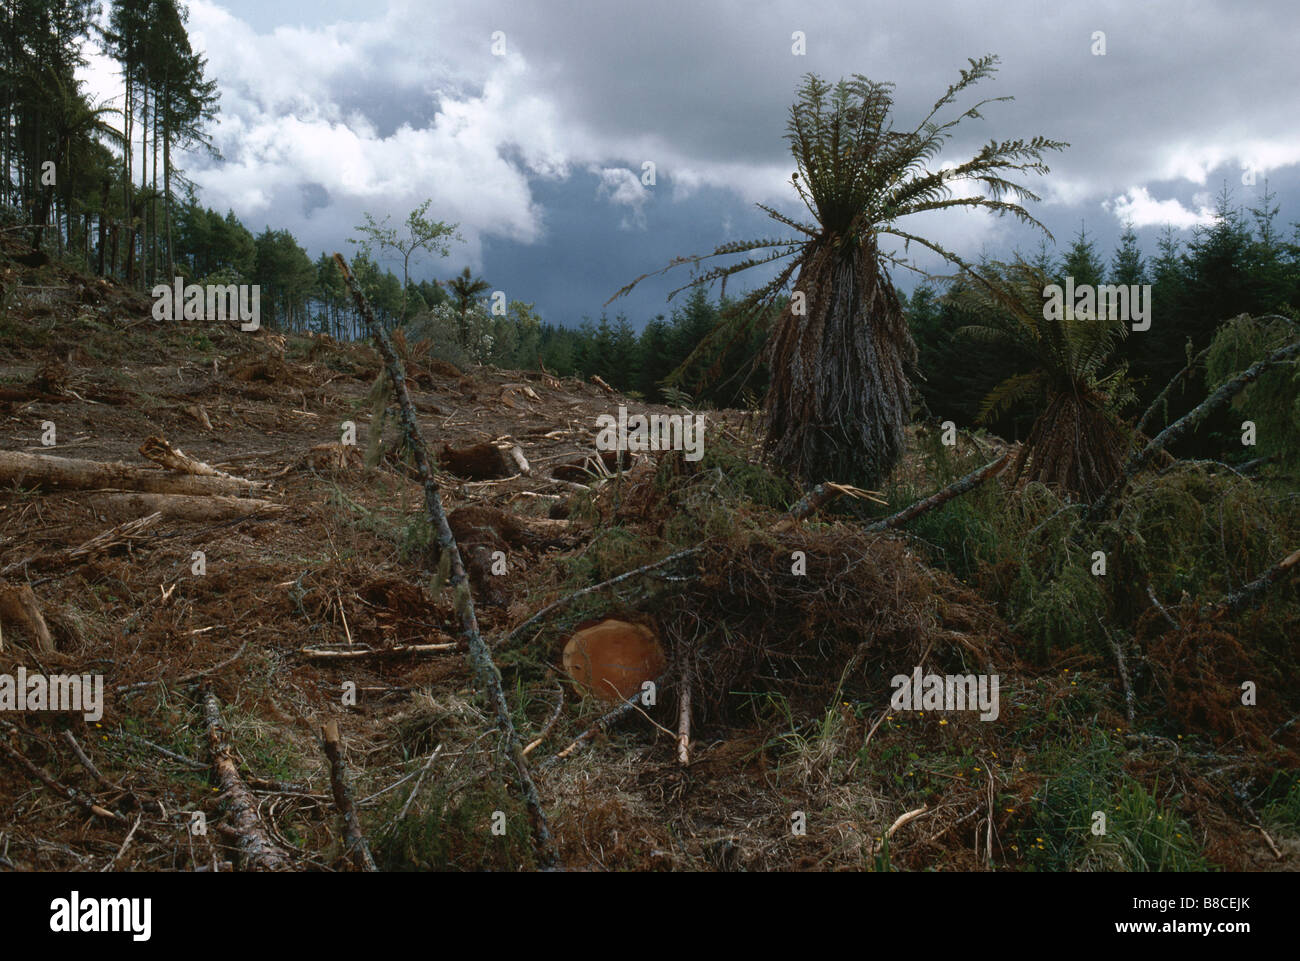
863, 452, 1011, 534
91, 492, 283, 522
202, 689, 291, 871
60, 730, 126, 794
1088, 337, 1300, 523
138, 435, 259, 485
117, 639, 249, 694
0, 449, 264, 496
1108, 633, 1136, 725
334, 252, 554, 866
321, 719, 377, 872
1202, 547, 1300, 619
0, 512, 161, 577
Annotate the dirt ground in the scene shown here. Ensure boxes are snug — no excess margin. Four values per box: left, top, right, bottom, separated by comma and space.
0, 251, 1295, 872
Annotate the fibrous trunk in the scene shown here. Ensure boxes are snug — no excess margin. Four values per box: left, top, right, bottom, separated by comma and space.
1014, 390, 1127, 502
763, 241, 914, 488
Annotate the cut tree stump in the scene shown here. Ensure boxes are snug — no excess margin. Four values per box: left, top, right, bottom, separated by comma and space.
562, 618, 666, 702
439, 442, 518, 480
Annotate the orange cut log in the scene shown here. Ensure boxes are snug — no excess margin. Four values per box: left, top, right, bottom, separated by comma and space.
562, 619, 665, 702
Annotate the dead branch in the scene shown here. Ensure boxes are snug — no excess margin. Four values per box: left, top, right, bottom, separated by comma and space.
0, 736, 128, 825
1, 512, 162, 577
502, 547, 701, 646
334, 252, 554, 866
538, 692, 647, 771
60, 731, 125, 794
320, 719, 377, 872
775, 481, 887, 531
1203, 547, 1300, 619
298, 641, 459, 660
202, 689, 291, 871
864, 453, 1011, 534
117, 639, 249, 693
522, 685, 565, 757
1136, 344, 1212, 435
1088, 336, 1300, 522
677, 654, 692, 766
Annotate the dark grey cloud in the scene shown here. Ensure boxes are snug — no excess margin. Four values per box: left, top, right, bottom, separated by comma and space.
86, 0, 1300, 327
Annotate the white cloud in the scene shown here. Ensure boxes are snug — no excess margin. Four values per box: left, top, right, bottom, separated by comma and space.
1104, 187, 1217, 230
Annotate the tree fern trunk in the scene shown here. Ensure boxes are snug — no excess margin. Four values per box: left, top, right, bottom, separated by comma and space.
763, 243, 914, 488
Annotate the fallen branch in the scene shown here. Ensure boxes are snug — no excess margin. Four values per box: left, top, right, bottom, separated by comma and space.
298, 641, 458, 660
202, 689, 291, 871
1109, 635, 1136, 725
320, 719, 377, 872
0, 737, 127, 825
117, 639, 249, 694
0, 449, 264, 496
1088, 336, 1300, 522
1136, 344, 1212, 435
864, 453, 1011, 534
775, 481, 887, 531
538, 692, 647, 771
522, 685, 565, 757
502, 547, 701, 646
334, 252, 554, 866
0, 512, 162, 577
1203, 547, 1300, 619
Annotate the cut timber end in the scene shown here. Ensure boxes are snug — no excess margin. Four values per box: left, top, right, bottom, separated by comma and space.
562, 619, 665, 702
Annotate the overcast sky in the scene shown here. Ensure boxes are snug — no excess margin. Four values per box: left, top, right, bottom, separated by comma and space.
81, 0, 1300, 327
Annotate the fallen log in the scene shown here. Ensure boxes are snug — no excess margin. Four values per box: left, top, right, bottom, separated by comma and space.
91, 492, 283, 522
0, 450, 263, 496
203, 689, 291, 871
